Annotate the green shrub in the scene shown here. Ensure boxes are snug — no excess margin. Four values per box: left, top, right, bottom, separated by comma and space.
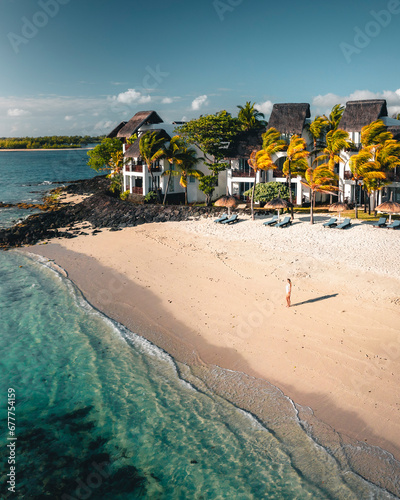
120, 190, 130, 201
107, 173, 122, 195
243, 182, 293, 202
144, 191, 158, 204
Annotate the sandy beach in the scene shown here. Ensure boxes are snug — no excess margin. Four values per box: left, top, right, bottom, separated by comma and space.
24, 213, 400, 464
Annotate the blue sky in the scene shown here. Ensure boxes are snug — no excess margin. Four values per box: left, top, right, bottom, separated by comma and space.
1, 0, 400, 136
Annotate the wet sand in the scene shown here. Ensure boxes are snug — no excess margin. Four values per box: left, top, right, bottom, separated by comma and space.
23, 216, 400, 463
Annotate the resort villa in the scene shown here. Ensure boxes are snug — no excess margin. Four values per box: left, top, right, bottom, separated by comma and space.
110, 99, 400, 207
108, 111, 226, 204
338, 99, 400, 206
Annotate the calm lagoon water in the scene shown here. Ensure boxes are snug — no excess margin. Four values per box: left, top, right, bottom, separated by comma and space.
0, 149, 98, 228
0, 151, 398, 499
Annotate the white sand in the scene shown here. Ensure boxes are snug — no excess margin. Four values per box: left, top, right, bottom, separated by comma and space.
26, 213, 400, 459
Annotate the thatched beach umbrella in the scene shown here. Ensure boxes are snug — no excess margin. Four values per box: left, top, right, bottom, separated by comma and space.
214, 195, 238, 216
264, 197, 291, 222
375, 199, 400, 224
329, 202, 349, 222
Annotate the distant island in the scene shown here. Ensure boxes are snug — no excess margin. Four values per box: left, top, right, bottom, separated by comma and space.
0, 135, 104, 150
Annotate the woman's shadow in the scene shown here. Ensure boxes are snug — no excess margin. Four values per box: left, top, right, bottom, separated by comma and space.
292, 293, 338, 307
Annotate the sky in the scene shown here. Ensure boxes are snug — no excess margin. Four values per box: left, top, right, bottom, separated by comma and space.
1, 0, 400, 137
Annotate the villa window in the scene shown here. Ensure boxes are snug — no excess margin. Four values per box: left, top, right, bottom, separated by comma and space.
189, 176, 195, 183
239, 158, 249, 170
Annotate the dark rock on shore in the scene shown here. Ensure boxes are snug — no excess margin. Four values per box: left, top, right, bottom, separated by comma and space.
1, 176, 249, 249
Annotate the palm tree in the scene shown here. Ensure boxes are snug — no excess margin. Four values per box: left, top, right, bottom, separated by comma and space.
361, 119, 392, 147
317, 129, 353, 169
316, 128, 353, 202
162, 142, 203, 205
161, 136, 183, 205
283, 135, 309, 218
248, 128, 286, 220
139, 131, 167, 199
325, 104, 345, 132
107, 150, 127, 194
358, 120, 400, 211
237, 101, 266, 131
247, 149, 274, 221
306, 115, 329, 164
349, 149, 387, 218
126, 133, 138, 145
301, 165, 339, 224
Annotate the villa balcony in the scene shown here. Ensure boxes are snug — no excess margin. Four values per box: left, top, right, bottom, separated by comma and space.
125, 164, 144, 173
231, 169, 253, 178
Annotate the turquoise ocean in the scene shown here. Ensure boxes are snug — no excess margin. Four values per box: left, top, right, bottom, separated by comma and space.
0, 150, 399, 499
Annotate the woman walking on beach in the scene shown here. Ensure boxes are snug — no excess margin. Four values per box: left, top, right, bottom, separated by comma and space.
286, 279, 292, 308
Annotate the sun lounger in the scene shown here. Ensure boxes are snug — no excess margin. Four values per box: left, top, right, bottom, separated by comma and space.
323, 217, 337, 228
220, 214, 238, 225
263, 215, 278, 226
387, 220, 400, 229
214, 213, 228, 223
372, 217, 387, 228
336, 218, 351, 229
275, 216, 292, 228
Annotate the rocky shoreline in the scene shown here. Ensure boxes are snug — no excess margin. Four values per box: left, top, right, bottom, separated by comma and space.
0, 176, 245, 249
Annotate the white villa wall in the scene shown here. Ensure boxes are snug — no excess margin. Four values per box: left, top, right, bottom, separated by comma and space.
122, 109, 400, 207
122, 129, 227, 203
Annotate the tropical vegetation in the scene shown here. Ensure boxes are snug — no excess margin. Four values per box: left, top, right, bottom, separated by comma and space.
300, 165, 338, 224
246, 128, 286, 219
237, 101, 266, 131
161, 138, 203, 205
243, 182, 292, 203
349, 120, 400, 216
324, 104, 345, 132
176, 111, 239, 204
139, 131, 166, 200
1, 135, 102, 149
87, 137, 123, 171
282, 135, 309, 218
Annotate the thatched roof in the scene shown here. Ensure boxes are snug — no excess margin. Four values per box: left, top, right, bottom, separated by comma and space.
224, 129, 264, 159
329, 202, 349, 212
124, 129, 171, 159
117, 111, 164, 138
339, 100, 388, 132
376, 201, 400, 213
214, 196, 238, 208
266, 103, 311, 135
264, 197, 292, 209
106, 121, 127, 138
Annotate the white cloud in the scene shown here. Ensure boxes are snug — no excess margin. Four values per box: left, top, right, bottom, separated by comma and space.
0, 95, 114, 136
312, 89, 400, 117
191, 95, 208, 111
64, 115, 73, 121
114, 88, 151, 105
94, 120, 115, 131
162, 97, 173, 104
255, 100, 273, 117
7, 108, 30, 117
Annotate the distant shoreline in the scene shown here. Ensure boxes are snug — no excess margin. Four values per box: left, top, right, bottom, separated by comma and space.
0, 148, 95, 152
